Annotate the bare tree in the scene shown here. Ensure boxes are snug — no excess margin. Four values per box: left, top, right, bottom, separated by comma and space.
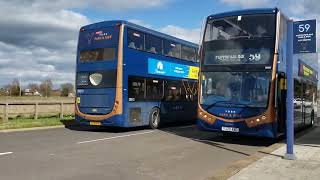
60, 83, 74, 97
10, 79, 20, 96
39, 79, 53, 97
28, 83, 40, 93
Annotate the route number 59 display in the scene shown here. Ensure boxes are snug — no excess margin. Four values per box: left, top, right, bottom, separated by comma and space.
298, 23, 311, 33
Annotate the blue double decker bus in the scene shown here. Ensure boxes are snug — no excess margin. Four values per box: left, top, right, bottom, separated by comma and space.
75, 20, 199, 128
198, 8, 317, 138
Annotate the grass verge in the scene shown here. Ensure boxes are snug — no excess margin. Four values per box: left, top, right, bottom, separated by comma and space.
0, 116, 74, 130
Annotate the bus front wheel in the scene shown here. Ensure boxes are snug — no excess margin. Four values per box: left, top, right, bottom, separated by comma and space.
149, 107, 160, 129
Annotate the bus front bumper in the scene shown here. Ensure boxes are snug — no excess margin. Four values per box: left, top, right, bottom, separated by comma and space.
197, 119, 276, 138
75, 114, 124, 127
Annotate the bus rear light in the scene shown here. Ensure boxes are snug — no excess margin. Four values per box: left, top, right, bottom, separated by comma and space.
80, 28, 85, 32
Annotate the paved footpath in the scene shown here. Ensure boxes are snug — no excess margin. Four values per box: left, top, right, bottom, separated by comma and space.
228, 125, 320, 180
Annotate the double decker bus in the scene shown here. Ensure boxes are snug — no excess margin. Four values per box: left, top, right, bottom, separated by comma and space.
198, 8, 317, 138
75, 20, 199, 129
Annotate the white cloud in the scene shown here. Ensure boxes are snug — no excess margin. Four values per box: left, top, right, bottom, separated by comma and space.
128, 19, 201, 44
9, 0, 169, 11
128, 19, 152, 28
0, 0, 170, 88
160, 25, 201, 44
220, 0, 271, 8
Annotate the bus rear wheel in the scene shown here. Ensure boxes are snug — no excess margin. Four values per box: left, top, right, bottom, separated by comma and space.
149, 107, 160, 129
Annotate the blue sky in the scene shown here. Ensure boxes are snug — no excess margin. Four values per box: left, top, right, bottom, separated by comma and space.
0, 0, 318, 88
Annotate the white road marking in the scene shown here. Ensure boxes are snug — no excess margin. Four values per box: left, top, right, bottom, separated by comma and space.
77, 131, 155, 144
0, 152, 13, 156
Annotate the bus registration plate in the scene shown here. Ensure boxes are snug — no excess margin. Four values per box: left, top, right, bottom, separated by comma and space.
90, 121, 101, 126
222, 127, 239, 132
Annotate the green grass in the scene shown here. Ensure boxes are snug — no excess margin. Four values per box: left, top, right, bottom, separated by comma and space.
0, 116, 74, 130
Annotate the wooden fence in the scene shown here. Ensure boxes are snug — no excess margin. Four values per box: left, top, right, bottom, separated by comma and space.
0, 102, 75, 122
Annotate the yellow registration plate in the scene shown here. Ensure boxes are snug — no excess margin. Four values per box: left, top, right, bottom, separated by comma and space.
90, 121, 101, 126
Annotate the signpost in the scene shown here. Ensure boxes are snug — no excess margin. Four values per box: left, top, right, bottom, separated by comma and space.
285, 19, 316, 160
293, 20, 317, 54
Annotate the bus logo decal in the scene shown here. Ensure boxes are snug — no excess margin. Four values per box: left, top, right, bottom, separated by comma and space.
157, 61, 164, 71
87, 32, 95, 45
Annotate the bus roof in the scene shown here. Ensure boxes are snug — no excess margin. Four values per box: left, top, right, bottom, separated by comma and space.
207, 8, 278, 20
81, 20, 198, 48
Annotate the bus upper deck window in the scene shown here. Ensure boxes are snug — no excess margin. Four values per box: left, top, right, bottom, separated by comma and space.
145, 34, 162, 54
181, 46, 196, 61
128, 29, 144, 51
164, 40, 181, 59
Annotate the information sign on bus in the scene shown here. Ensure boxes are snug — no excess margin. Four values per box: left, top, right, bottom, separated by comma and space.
148, 58, 199, 79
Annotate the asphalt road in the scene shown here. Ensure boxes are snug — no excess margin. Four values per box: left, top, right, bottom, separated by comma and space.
0, 123, 280, 180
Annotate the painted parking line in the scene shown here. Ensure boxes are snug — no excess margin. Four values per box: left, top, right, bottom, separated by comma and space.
0, 152, 13, 156
77, 131, 155, 144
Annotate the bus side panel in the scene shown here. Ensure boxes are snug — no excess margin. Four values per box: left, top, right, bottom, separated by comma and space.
161, 101, 197, 122
124, 101, 161, 127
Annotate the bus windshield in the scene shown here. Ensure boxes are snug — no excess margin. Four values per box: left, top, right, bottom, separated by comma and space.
203, 14, 276, 65
200, 71, 271, 108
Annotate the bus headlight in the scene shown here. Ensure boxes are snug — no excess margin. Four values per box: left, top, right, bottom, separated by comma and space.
89, 73, 103, 86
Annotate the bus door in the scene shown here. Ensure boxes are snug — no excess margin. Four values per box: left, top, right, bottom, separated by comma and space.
277, 73, 286, 133
161, 80, 197, 122
302, 82, 313, 126
294, 79, 303, 128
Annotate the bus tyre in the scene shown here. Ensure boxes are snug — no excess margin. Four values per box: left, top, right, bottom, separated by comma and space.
149, 107, 160, 129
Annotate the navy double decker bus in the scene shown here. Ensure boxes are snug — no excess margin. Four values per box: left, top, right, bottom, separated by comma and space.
198, 8, 317, 138
75, 21, 199, 129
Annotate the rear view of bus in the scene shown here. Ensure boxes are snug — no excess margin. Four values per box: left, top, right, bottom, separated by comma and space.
75, 21, 199, 128
198, 9, 281, 138
75, 21, 123, 126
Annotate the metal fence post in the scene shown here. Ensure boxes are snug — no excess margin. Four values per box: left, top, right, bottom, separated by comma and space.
60, 102, 64, 119
4, 103, 8, 122
34, 102, 38, 120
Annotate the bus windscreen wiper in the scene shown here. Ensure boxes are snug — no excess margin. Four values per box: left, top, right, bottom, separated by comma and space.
229, 35, 273, 40
228, 35, 252, 40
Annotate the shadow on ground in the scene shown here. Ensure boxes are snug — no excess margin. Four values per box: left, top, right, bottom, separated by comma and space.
161, 125, 277, 147
60, 119, 194, 133
60, 119, 146, 133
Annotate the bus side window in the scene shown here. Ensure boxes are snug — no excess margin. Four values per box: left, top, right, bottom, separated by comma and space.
146, 78, 163, 100
165, 81, 185, 101
128, 29, 144, 51
128, 77, 145, 101
181, 45, 196, 62
145, 34, 162, 54
164, 40, 181, 59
